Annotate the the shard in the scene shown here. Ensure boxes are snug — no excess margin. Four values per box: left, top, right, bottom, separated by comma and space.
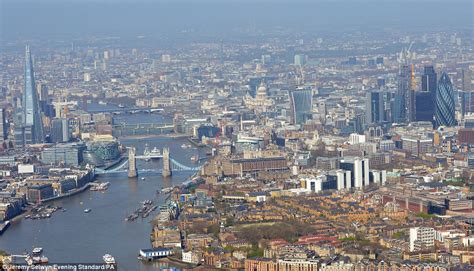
15, 46, 44, 146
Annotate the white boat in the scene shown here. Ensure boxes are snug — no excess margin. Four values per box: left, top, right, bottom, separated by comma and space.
90, 182, 110, 191
103, 254, 116, 264
160, 187, 173, 194
181, 143, 192, 149
32, 248, 43, 256
141, 177, 146, 181
150, 147, 161, 155
84, 209, 92, 213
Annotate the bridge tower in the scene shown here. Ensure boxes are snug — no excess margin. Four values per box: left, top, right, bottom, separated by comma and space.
128, 147, 138, 178
162, 147, 172, 177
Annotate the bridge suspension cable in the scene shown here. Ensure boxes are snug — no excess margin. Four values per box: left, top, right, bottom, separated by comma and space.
170, 158, 203, 171
95, 157, 202, 175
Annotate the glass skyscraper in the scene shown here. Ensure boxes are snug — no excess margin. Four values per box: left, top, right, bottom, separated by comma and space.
415, 66, 437, 123
435, 72, 456, 127
395, 64, 414, 123
15, 46, 44, 147
366, 90, 385, 124
421, 66, 437, 94
289, 89, 313, 125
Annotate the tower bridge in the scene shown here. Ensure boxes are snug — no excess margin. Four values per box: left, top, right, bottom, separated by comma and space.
94, 147, 203, 176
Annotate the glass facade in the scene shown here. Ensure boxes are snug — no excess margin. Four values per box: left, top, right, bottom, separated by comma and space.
22, 46, 44, 145
41, 144, 85, 166
289, 89, 313, 125
395, 64, 413, 123
415, 91, 434, 123
415, 66, 437, 123
366, 90, 385, 124
87, 140, 120, 161
435, 73, 456, 127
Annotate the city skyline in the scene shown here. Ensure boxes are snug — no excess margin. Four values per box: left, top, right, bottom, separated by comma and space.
0, 0, 472, 270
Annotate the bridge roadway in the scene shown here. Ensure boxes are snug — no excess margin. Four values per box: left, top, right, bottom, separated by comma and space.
135, 154, 163, 159
88, 107, 165, 114
94, 157, 202, 175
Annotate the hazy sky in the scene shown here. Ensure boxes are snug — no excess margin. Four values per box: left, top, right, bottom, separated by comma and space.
0, 0, 472, 41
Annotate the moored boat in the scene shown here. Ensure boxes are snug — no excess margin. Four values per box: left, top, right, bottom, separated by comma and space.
103, 254, 116, 264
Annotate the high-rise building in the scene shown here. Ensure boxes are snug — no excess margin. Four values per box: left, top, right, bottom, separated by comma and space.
15, 46, 44, 147
50, 118, 70, 143
421, 66, 437, 94
366, 90, 385, 125
0, 108, 7, 141
415, 92, 434, 123
435, 72, 456, 127
395, 64, 414, 123
294, 54, 305, 66
410, 227, 435, 252
289, 89, 313, 125
462, 69, 472, 115
416, 65, 437, 123
36, 82, 48, 102
340, 157, 369, 188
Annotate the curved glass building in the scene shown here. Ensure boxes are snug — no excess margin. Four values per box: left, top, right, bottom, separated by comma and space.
435, 72, 456, 127
289, 89, 313, 125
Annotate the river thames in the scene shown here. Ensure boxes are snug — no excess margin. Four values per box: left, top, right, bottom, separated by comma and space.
0, 110, 206, 271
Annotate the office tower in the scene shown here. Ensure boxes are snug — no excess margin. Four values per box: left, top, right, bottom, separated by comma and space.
462, 69, 472, 114
366, 90, 385, 125
462, 69, 472, 93
261, 54, 271, 66
340, 157, 369, 188
289, 89, 313, 125
220, 40, 224, 64
409, 227, 435, 252
50, 118, 70, 143
435, 72, 456, 127
376, 57, 384, 65
416, 66, 437, 123
415, 92, 434, 123
36, 82, 48, 102
0, 108, 7, 141
294, 54, 305, 66
305, 176, 323, 193
422, 66, 437, 94
36, 82, 51, 122
16, 46, 44, 147
395, 64, 414, 123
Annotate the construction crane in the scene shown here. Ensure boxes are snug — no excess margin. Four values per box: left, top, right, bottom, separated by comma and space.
397, 41, 415, 64
294, 64, 305, 86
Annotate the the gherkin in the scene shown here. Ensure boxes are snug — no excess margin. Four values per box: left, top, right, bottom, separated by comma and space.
435, 72, 456, 127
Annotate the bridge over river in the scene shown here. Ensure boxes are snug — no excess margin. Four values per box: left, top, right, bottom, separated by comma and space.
94, 147, 203, 177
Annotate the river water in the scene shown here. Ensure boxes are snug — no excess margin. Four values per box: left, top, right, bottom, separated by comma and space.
0, 109, 205, 271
